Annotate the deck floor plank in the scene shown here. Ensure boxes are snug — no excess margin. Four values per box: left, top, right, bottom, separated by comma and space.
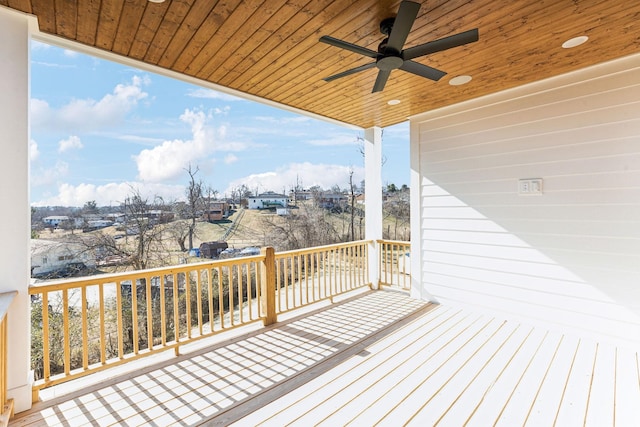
274, 310, 476, 426
373, 316, 505, 426
431, 323, 535, 426
237, 305, 456, 426
614, 349, 640, 426
334, 313, 490, 426
526, 334, 581, 426
584, 343, 616, 427
465, 327, 548, 426
405, 321, 524, 426
554, 339, 598, 426
494, 331, 564, 427
9, 290, 640, 427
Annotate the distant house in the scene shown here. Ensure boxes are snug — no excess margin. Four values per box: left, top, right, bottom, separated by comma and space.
289, 190, 314, 203
147, 210, 174, 224
43, 216, 70, 228
105, 213, 125, 223
202, 201, 230, 221
317, 192, 348, 209
248, 192, 288, 210
30, 239, 95, 277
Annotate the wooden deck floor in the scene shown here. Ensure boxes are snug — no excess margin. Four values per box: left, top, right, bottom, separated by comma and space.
11, 290, 640, 426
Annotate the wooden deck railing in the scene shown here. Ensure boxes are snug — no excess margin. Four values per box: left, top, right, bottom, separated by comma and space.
0, 291, 17, 426
378, 240, 411, 290
29, 254, 267, 398
274, 240, 369, 314
28, 240, 378, 399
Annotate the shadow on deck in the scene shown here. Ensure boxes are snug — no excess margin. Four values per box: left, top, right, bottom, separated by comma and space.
12, 289, 640, 426
12, 290, 430, 426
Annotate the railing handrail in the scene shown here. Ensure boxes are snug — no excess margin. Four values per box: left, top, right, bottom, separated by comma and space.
28, 240, 376, 294
274, 239, 373, 258
376, 239, 411, 245
28, 255, 266, 294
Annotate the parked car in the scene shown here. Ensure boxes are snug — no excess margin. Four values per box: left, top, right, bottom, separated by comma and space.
239, 246, 261, 256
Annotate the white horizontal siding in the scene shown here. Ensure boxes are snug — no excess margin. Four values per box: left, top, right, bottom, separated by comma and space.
412, 53, 640, 346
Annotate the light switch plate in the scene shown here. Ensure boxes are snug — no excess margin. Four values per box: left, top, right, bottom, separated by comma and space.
519, 178, 543, 195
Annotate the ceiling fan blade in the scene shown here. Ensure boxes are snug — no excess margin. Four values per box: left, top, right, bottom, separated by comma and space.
386, 1, 420, 53
403, 28, 479, 60
319, 35, 378, 58
400, 60, 446, 81
372, 69, 392, 93
323, 62, 377, 82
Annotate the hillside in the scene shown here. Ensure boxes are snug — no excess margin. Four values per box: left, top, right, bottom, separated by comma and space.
32, 195, 409, 277
193, 208, 271, 249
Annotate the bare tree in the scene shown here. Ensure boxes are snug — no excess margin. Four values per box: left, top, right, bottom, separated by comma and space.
184, 164, 203, 251
166, 220, 191, 252
203, 185, 219, 223
73, 188, 170, 271
260, 202, 343, 251
230, 184, 252, 208
383, 185, 410, 240
349, 169, 356, 241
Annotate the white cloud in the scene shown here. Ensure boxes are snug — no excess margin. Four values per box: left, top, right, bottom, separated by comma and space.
134, 108, 251, 182
58, 135, 83, 153
31, 61, 76, 69
30, 139, 40, 162
255, 116, 312, 125
186, 88, 244, 102
307, 134, 360, 146
224, 154, 238, 164
213, 106, 231, 115
114, 134, 165, 145
63, 49, 79, 58
31, 40, 50, 50
31, 161, 69, 186
32, 181, 186, 207
30, 76, 149, 132
223, 162, 364, 195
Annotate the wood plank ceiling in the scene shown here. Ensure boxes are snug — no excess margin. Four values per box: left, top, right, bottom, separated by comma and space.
2, 0, 639, 129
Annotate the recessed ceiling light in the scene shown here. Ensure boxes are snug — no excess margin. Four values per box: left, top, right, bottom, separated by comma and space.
387, 99, 401, 105
148, 0, 166, 3
449, 75, 472, 86
562, 36, 588, 49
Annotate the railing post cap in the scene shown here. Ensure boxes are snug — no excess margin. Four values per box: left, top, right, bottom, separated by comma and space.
260, 246, 275, 255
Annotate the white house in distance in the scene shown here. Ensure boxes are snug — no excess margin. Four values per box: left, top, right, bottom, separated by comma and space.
42, 216, 69, 228
30, 239, 95, 277
248, 192, 288, 210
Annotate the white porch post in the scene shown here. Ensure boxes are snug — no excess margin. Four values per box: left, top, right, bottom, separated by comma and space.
409, 122, 436, 302
0, 7, 34, 412
364, 127, 383, 289
409, 122, 422, 299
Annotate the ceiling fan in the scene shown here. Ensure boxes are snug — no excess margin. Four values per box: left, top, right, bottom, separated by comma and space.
319, 0, 479, 93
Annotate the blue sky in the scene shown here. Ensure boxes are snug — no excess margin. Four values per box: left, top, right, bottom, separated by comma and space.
29, 41, 409, 207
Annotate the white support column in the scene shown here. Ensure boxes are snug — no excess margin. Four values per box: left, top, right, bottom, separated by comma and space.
364, 127, 383, 289
409, 121, 436, 302
0, 7, 34, 413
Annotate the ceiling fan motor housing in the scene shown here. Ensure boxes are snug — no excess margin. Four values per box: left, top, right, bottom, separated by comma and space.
377, 17, 403, 71
377, 55, 404, 71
